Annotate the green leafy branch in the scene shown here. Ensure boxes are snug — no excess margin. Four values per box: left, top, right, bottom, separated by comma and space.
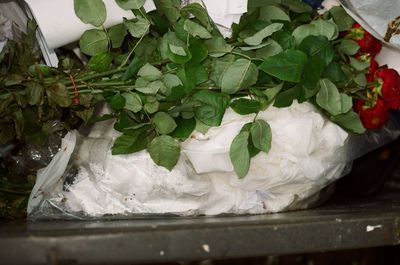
0, 0, 369, 179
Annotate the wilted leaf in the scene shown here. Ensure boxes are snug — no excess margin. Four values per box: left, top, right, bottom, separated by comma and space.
46, 83, 72, 107
26, 82, 44, 106
76, 107, 95, 123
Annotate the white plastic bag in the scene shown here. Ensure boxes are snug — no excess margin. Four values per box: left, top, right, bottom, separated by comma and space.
27, 101, 400, 219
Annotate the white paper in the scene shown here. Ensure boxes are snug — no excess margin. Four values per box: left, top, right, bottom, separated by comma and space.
191, 0, 247, 30
376, 44, 400, 72
24, 0, 155, 49
340, 0, 400, 48
202, 0, 247, 15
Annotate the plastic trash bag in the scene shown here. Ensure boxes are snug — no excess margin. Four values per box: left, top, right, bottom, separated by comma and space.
27, 101, 400, 220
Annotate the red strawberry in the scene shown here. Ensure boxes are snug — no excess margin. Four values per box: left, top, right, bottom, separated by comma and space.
367, 59, 379, 82
346, 23, 382, 57
354, 98, 390, 129
376, 68, 400, 109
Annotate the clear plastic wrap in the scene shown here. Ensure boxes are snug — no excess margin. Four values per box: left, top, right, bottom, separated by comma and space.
27, 101, 400, 220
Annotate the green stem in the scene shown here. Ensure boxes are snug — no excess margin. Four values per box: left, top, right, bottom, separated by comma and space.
230, 41, 245, 46
60, 67, 128, 86
138, 7, 150, 23
230, 51, 252, 60
119, 25, 149, 69
163, 68, 178, 74
68, 89, 104, 95
66, 81, 131, 89
0, 188, 31, 196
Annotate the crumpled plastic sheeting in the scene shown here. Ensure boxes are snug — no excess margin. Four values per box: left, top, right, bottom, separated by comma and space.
28, 101, 367, 219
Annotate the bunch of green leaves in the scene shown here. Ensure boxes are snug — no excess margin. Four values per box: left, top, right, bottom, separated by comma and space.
0, 19, 104, 149
68, 0, 371, 178
0, 176, 35, 219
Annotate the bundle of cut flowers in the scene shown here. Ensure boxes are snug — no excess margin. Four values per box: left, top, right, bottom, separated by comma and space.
1, 0, 400, 217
